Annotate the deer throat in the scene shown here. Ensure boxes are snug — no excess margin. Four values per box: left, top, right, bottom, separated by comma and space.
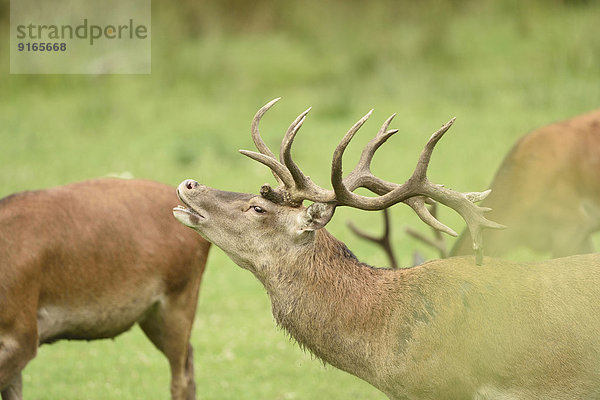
263, 243, 399, 379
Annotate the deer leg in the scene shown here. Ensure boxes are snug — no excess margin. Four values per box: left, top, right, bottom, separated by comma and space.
1, 373, 22, 400
139, 299, 197, 400
0, 328, 37, 400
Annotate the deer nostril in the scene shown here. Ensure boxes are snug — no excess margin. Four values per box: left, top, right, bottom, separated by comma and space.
185, 179, 199, 190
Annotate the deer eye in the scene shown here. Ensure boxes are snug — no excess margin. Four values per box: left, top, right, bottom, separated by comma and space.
252, 205, 266, 214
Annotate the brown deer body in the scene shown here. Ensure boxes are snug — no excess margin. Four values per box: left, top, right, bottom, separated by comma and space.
0, 178, 210, 400
174, 100, 600, 399
452, 109, 600, 258
176, 183, 600, 399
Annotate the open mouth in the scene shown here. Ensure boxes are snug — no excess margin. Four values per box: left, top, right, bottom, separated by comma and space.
174, 189, 206, 224
173, 204, 204, 218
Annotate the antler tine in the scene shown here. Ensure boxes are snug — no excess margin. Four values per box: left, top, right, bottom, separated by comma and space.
421, 186, 505, 264
251, 97, 284, 185
331, 110, 374, 200
404, 197, 458, 237
347, 209, 398, 268
411, 117, 456, 183
239, 150, 295, 188
405, 201, 450, 259
466, 190, 492, 203
251, 97, 280, 158
280, 108, 312, 189
343, 113, 399, 192
405, 227, 449, 259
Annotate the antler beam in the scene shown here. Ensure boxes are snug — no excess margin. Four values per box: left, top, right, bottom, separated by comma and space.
240, 98, 505, 264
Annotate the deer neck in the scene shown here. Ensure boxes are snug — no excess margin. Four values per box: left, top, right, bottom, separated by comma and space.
255, 229, 407, 381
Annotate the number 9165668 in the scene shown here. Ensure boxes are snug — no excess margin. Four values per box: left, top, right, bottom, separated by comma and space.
18, 42, 67, 52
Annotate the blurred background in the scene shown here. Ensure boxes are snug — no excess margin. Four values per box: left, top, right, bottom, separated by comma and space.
1, 0, 599, 398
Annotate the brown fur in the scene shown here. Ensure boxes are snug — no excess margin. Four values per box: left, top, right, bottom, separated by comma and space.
0, 178, 211, 400
268, 231, 600, 399
452, 109, 600, 258
176, 181, 600, 399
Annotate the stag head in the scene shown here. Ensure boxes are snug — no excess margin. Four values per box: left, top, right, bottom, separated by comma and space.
174, 98, 503, 267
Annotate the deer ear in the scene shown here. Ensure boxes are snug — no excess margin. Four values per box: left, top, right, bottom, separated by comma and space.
298, 203, 336, 232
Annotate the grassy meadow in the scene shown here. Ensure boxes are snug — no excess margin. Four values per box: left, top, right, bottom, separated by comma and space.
1, 0, 600, 398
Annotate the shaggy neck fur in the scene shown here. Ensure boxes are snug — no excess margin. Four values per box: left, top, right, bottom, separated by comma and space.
255, 229, 413, 389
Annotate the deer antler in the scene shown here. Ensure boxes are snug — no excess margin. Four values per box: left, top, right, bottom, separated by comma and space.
242, 98, 335, 206
347, 209, 398, 269
332, 113, 459, 236
405, 201, 449, 259
240, 98, 505, 264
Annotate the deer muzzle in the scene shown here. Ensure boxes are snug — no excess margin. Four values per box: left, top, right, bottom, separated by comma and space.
173, 180, 207, 228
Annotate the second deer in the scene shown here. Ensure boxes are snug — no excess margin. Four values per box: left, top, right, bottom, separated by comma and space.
452, 109, 600, 258
0, 178, 210, 400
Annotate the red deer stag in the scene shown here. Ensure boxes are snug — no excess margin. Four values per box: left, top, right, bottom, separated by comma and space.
451, 109, 600, 258
0, 178, 211, 400
174, 99, 600, 399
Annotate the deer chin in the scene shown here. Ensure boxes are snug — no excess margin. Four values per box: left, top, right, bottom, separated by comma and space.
173, 205, 205, 228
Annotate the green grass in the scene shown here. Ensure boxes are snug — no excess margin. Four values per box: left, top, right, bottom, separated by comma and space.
2, 0, 600, 398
